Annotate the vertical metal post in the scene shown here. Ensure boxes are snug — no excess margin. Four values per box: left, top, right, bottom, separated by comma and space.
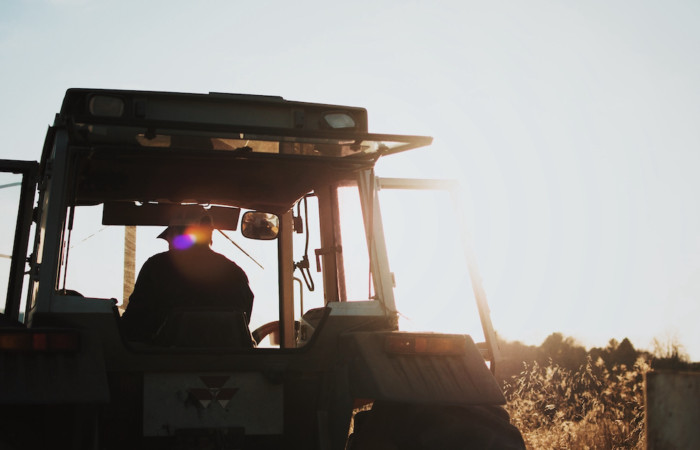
121, 225, 136, 313
356, 170, 397, 314
446, 185, 502, 372
646, 371, 700, 449
330, 188, 347, 303
316, 186, 340, 304
278, 211, 295, 348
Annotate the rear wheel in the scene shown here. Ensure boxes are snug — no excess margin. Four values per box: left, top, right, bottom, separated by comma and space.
347, 402, 525, 450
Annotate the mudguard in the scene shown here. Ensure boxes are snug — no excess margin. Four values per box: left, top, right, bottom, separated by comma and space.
343, 331, 505, 406
0, 327, 109, 404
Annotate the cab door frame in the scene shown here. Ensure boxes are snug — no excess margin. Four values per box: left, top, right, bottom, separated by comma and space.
0, 159, 39, 322
374, 177, 502, 373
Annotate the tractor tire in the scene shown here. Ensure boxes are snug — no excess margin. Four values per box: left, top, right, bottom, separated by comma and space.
346, 402, 525, 450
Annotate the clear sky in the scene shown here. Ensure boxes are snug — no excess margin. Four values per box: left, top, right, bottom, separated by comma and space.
1, 0, 699, 360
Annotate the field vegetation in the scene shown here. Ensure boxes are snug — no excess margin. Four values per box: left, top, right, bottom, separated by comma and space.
497, 333, 696, 449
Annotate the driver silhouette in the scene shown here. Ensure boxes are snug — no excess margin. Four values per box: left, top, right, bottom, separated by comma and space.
120, 216, 254, 343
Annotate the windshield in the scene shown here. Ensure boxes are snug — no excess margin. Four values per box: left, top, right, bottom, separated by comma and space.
59, 204, 281, 333
56, 177, 388, 342
378, 186, 485, 339
48, 138, 386, 348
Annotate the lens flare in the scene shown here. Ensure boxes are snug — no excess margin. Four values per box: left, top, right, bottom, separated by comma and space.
172, 233, 196, 250
170, 225, 211, 250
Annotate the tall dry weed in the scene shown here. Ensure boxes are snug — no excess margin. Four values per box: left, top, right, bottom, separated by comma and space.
503, 356, 649, 449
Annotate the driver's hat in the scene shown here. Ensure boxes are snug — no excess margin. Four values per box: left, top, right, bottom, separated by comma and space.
158, 215, 213, 241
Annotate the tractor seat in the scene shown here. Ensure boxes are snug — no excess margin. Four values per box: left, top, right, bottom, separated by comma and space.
152, 306, 255, 349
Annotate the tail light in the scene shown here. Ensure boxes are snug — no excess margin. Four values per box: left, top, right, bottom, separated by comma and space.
0, 330, 80, 352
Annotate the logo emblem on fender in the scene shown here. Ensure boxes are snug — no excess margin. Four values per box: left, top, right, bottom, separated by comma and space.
188, 375, 239, 409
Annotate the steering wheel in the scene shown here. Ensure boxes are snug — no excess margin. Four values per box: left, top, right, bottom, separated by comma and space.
252, 320, 302, 345
252, 321, 280, 345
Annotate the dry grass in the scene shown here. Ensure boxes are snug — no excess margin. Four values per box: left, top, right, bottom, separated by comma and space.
503, 357, 649, 449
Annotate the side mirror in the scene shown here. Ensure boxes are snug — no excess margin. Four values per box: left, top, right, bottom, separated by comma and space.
241, 211, 280, 240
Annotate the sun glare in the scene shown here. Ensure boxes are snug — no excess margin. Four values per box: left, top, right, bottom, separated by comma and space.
378, 187, 485, 339
172, 233, 196, 250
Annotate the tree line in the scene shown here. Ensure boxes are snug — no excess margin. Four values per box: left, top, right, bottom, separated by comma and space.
495, 332, 698, 383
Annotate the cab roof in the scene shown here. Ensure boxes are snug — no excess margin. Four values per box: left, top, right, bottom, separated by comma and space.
59, 88, 431, 159
56, 88, 433, 215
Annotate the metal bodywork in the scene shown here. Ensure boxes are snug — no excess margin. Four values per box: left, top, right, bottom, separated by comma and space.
645, 371, 700, 449
0, 89, 507, 449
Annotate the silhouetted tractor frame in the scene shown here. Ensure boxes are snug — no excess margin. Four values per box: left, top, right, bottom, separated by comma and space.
0, 89, 524, 449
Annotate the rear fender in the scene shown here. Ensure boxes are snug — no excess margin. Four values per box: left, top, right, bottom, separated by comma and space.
0, 326, 109, 404
343, 331, 505, 406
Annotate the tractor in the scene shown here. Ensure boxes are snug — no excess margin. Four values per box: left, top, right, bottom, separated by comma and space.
0, 89, 524, 449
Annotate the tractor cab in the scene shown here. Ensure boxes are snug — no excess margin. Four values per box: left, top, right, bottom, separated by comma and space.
0, 89, 521, 449
6, 90, 430, 345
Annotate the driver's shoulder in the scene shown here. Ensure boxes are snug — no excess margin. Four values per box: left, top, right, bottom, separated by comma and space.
209, 251, 247, 275
146, 251, 172, 265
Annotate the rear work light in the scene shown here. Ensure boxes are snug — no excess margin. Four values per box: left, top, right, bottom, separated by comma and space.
89, 94, 125, 117
384, 334, 467, 356
0, 330, 81, 353
321, 111, 356, 129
